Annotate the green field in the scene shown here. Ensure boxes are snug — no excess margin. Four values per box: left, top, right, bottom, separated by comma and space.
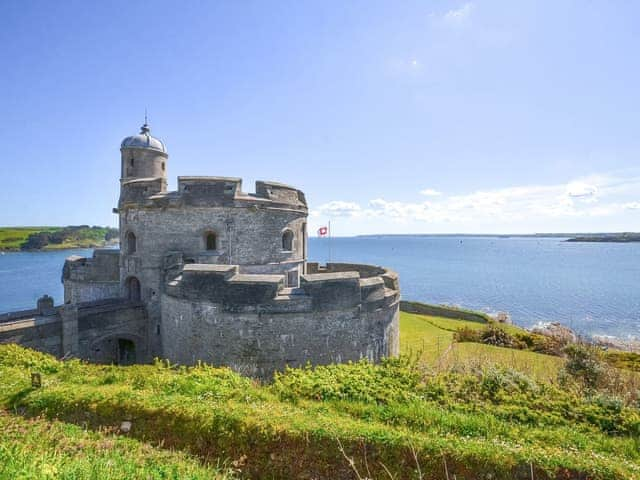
0, 227, 61, 250
0, 226, 117, 251
400, 312, 566, 381
0, 312, 639, 479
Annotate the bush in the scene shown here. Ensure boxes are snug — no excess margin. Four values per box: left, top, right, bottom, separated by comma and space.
481, 325, 523, 349
604, 351, 640, 372
514, 331, 567, 356
453, 326, 481, 343
563, 344, 606, 389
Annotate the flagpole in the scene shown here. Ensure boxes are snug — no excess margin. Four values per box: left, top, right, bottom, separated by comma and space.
328, 220, 332, 264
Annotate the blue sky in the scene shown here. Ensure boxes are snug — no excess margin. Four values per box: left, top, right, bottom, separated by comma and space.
1, 1, 639, 235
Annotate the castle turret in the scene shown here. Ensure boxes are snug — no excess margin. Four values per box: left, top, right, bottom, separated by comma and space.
120, 122, 168, 190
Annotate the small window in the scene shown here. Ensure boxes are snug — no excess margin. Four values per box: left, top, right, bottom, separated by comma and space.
162, 162, 165, 171
287, 270, 299, 288
126, 231, 137, 254
205, 232, 217, 251
130, 158, 134, 167
282, 230, 294, 251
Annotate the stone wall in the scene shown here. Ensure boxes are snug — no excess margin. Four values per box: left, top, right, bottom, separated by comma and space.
399, 300, 491, 323
160, 295, 399, 378
63, 249, 120, 304
160, 263, 400, 377
0, 315, 62, 356
0, 297, 149, 364
76, 301, 149, 363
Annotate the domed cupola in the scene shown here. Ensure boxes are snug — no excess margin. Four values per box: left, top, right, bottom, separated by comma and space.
121, 123, 167, 153
119, 121, 169, 185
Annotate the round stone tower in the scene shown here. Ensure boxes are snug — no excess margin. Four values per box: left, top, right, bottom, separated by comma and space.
118, 122, 169, 304
120, 122, 168, 188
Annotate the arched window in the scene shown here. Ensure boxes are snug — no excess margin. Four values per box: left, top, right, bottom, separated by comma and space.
282, 230, 294, 251
205, 232, 217, 251
126, 231, 137, 254
126, 276, 141, 302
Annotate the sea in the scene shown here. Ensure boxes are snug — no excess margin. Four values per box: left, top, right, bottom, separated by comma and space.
0, 236, 638, 339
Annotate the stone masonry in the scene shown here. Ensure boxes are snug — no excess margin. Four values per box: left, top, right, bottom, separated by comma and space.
0, 122, 400, 377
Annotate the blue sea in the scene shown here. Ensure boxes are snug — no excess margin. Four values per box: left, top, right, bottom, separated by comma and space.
0, 237, 638, 339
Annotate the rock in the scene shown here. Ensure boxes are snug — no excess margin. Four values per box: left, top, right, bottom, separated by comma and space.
494, 312, 511, 324
531, 322, 577, 344
120, 421, 132, 433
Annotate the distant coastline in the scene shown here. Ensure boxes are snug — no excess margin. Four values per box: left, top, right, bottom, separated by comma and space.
356, 232, 640, 241
565, 233, 640, 243
0, 226, 118, 252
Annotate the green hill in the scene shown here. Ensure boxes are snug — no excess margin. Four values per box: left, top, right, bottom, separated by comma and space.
0, 311, 639, 479
0, 226, 118, 251
0, 227, 61, 250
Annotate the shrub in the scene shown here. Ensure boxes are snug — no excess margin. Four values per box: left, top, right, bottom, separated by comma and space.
604, 351, 640, 372
453, 326, 481, 343
563, 344, 606, 389
480, 325, 523, 349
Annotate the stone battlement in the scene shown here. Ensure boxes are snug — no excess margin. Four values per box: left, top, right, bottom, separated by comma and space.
119, 176, 307, 211
62, 250, 120, 304
165, 262, 399, 314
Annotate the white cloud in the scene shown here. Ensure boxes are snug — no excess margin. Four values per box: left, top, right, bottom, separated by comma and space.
566, 181, 598, 199
311, 173, 640, 231
443, 3, 474, 26
312, 201, 362, 218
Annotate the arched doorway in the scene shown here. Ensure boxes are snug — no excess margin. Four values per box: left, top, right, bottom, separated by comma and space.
118, 338, 136, 365
126, 276, 141, 301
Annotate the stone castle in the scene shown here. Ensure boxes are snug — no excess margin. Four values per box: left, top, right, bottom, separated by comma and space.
0, 123, 400, 376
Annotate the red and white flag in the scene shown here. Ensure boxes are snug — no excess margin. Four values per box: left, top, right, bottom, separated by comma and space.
317, 226, 328, 237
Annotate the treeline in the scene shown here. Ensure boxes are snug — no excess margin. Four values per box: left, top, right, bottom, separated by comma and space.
21, 226, 118, 250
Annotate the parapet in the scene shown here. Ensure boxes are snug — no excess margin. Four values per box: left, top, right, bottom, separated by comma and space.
165, 262, 399, 313
119, 176, 307, 211
62, 249, 120, 283
167, 264, 283, 305
178, 176, 242, 198
119, 177, 166, 205
255, 181, 307, 206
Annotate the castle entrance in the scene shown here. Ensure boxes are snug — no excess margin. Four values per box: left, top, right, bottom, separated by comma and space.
118, 338, 136, 365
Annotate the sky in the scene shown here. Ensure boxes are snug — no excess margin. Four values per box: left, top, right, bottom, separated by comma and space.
0, 1, 639, 236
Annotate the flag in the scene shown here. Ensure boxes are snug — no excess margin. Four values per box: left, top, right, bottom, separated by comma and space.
318, 226, 328, 237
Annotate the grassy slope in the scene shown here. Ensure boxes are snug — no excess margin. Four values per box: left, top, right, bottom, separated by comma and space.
0, 412, 234, 480
400, 312, 565, 381
0, 227, 60, 250
1, 318, 639, 480
0, 226, 114, 251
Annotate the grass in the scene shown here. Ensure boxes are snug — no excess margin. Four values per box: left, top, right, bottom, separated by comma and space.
0, 411, 235, 479
0, 227, 60, 250
1, 336, 639, 479
399, 311, 566, 381
442, 342, 566, 383
0, 311, 638, 479
0, 226, 116, 251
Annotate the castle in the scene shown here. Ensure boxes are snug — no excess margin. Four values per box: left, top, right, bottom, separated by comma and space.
0, 123, 400, 376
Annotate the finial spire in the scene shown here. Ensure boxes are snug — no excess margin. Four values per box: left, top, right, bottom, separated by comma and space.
140, 108, 150, 135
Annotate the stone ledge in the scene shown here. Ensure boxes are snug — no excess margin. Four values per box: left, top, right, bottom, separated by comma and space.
301, 272, 360, 282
